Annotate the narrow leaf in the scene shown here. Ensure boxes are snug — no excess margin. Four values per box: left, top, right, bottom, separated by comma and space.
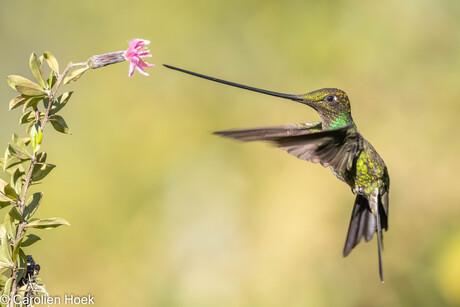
26, 121, 36, 134
4, 210, 16, 240
16, 249, 27, 284
7, 144, 30, 161
9, 95, 26, 110
0, 179, 18, 201
9, 207, 23, 222
63, 67, 89, 85
3, 278, 13, 296
15, 85, 46, 96
12, 237, 23, 262
21, 234, 41, 247
25, 217, 70, 229
7, 75, 45, 96
19, 111, 34, 124
36, 152, 47, 164
12, 134, 26, 150
47, 74, 57, 88
0, 226, 12, 265
22, 96, 43, 112
31, 163, 55, 182
29, 52, 46, 88
12, 168, 25, 195
3, 184, 18, 201
0, 274, 9, 287
30, 124, 43, 153
0, 200, 12, 209
23, 192, 43, 220
43, 51, 59, 73
50, 115, 70, 134
50, 91, 73, 114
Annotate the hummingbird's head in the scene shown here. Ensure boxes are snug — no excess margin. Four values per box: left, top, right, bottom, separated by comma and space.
296, 88, 353, 129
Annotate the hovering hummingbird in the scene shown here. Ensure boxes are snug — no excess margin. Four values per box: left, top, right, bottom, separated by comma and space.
164, 64, 390, 282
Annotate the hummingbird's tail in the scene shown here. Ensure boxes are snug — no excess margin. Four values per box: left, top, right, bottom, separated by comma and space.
343, 194, 388, 282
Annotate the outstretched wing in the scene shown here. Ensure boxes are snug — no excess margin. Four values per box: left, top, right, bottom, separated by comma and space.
213, 121, 323, 141
214, 123, 362, 174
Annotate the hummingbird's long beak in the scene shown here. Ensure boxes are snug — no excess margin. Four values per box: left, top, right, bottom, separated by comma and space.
163, 64, 304, 102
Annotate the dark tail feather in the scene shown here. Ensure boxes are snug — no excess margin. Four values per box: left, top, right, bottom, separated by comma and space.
376, 209, 384, 283
343, 195, 374, 257
343, 194, 388, 283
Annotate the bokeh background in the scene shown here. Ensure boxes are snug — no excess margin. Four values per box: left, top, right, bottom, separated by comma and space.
1, 0, 460, 306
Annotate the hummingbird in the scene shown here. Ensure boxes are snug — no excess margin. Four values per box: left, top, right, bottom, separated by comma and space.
164, 64, 390, 282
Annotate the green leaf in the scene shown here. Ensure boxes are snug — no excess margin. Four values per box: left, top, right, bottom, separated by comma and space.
12, 134, 29, 155
21, 234, 41, 247
22, 96, 43, 113
9, 95, 27, 110
50, 91, 73, 115
19, 111, 34, 124
25, 217, 70, 229
26, 121, 36, 134
8, 146, 29, 161
6, 75, 24, 90
36, 152, 47, 164
43, 51, 59, 74
0, 194, 12, 203
16, 249, 27, 284
30, 124, 43, 153
0, 179, 18, 202
31, 163, 55, 182
11, 168, 24, 197
16, 85, 45, 96
0, 226, 13, 268
7, 75, 45, 96
0, 201, 11, 209
23, 192, 43, 220
22, 96, 43, 112
0, 179, 8, 190
7, 144, 31, 161
47, 74, 57, 89
4, 209, 16, 240
50, 115, 70, 134
12, 237, 23, 262
63, 67, 89, 85
9, 207, 23, 222
3, 185, 18, 201
3, 277, 12, 296
0, 273, 9, 287
29, 52, 46, 89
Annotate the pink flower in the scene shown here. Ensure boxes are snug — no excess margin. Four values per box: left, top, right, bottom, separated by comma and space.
124, 39, 154, 77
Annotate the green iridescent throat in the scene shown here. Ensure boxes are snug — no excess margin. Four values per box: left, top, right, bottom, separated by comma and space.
329, 113, 351, 129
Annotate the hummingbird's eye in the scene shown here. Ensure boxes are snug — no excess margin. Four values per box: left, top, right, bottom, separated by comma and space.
326, 95, 336, 102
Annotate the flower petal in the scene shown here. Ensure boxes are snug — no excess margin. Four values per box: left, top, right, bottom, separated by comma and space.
128, 62, 136, 77
125, 38, 154, 77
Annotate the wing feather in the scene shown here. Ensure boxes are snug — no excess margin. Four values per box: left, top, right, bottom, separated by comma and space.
214, 123, 361, 175
214, 121, 322, 141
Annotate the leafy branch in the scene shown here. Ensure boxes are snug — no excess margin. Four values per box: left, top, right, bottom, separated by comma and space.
0, 39, 152, 306
1, 52, 89, 306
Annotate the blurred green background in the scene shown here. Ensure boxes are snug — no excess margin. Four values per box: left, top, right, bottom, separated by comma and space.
1, 0, 460, 306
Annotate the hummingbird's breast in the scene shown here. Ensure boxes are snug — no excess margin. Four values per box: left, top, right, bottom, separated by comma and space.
353, 139, 389, 196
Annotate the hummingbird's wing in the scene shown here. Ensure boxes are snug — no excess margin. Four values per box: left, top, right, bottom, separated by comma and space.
213, 121, 323, 141
214, 123, 361, 173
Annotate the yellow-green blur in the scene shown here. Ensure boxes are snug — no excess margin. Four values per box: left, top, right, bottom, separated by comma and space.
0, 0, 459, 306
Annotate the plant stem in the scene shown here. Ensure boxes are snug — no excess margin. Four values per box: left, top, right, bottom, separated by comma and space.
8, 156, 36, 306
8, 62, 79, 306
41, 62, 81, 130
